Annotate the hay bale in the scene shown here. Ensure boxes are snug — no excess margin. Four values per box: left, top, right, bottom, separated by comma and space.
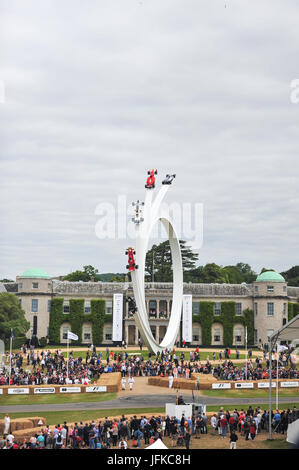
13, 426, 44, 441
0, 418, 41, 434
14, 419, 34, 431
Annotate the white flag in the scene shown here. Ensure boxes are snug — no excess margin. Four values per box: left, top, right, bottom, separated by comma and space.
67, 331, 78, 341
277, 345, 288, 353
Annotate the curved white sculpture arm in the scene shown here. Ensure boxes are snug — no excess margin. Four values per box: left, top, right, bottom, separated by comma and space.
130, 182, 183, 354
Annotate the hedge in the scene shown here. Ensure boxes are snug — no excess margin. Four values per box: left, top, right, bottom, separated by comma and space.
4, 336, 27, 350
48, 298, 107, 344
192, 301, 254, 347
288, 302, 299, 322
48, 298, 254, 346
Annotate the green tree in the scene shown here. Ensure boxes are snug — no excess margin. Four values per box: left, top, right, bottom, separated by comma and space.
260, 267, 275, 274
145, 240, 198, 282
63, 265, 99, 282
83, 265, 99, 279
0, 293, 30, 341
281, 266, 299, 287
111, 275, 125, 282
222, 266, 244, 284
235, 262, 257, 283
202, 263, 229, 283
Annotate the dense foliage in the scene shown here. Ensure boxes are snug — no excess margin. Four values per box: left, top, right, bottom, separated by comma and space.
281, 266, 299, 287
0, 293, 30, 344
48, 298, 108, 344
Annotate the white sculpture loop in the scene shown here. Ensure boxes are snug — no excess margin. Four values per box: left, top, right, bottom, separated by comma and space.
130, 176, 183, 353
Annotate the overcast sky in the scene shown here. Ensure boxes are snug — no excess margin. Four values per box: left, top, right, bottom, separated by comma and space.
0, 0, 298, 280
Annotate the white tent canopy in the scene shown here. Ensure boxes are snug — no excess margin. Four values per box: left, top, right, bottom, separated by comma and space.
268, 315, 299, 440
270, 315, 299, 342
145, 438, 168, 449
286, 418, 299, 445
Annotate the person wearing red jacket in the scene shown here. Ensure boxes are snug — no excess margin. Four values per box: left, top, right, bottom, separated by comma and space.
229, 415, 236, 433
220, 415, 228, 438
249, 420, 257, 440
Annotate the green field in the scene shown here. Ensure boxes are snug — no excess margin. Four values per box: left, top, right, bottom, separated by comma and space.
1, 408, 166, 425
2, 402, 298, 426
201, 388, 299, 399
58, 350, 251, 362
0, 392, 117, 406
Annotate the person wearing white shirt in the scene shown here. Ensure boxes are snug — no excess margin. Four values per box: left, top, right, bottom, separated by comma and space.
119, 438, 127, 449
128, 376, 134, 390
210, 415, 217, 431
168, 374, 174, 388
253, 416, 259, 433
121, 377, 126, 390
6, 433, 14, 444
61, 427, 67, 444
3, 414, 10, 435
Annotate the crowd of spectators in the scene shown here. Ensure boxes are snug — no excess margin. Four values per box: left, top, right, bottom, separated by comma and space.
0, 344, 297, 385
1, 406, 298, 449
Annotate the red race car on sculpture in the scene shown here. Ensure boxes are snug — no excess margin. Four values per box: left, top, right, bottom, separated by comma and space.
145, 169, 158, 189
126, 247, 138, 271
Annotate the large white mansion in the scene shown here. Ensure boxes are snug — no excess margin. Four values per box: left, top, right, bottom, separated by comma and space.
1, 269, 299, 347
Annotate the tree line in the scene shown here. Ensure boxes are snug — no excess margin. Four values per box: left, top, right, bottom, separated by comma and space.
46, 242, 299, 285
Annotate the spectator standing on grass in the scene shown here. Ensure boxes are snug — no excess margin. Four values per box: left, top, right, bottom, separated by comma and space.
220, 415, 228, 438
210, 414, 217, 432
202, 413, 208, 434
37, 431, 45, 448
230, 430, 238, 449
6, 432, 15, 446
249, 420, 257, 440
184, 428, 191, 449
229, 414, 236, 433
55, 430, 63, 449
243, 418, 250, 440
3, 414, 10, 436
119, 438, 127, 449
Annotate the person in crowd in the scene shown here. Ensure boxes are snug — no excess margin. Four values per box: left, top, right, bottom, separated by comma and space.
229, 430, 238, 449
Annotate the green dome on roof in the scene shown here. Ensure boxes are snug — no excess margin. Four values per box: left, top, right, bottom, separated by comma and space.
256, 271, 285, 282
21, 268, 50, 279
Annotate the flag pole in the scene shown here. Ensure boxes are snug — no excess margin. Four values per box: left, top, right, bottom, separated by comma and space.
245, 326, 248, 381
8, 329, 12, 385
276, 344, 279, 410
67, 335, 69, 380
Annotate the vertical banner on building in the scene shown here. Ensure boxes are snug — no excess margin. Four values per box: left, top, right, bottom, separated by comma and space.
182, 294, 192, 343
112, 293, 123, 342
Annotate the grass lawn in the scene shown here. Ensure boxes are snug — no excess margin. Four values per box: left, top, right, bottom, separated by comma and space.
59, 350, 251, 361
201, 389, 299, 399
3, 402, 299, 425
0, 392, 117, 406
205, 402, 299, 412
1, 408, 166, 425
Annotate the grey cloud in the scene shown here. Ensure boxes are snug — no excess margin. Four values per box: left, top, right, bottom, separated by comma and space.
0, 0, 298, 279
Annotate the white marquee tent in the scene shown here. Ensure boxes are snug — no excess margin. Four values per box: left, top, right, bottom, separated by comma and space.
145, 438, 168, 449
268, 315, 299, 440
